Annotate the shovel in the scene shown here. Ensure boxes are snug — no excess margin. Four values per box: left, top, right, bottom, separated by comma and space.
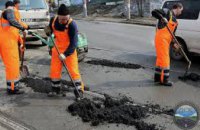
20, 32, 30, 78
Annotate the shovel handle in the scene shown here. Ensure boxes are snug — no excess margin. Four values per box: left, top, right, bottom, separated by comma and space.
165, 25, 191, 69
159, 15, 192, 71
20, 32, 26, 67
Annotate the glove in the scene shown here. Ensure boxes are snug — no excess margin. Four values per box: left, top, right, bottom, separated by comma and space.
23, 30, 29, 35
59, 53, 66, 61
162, 17, 168, 24
173, 43, 181, 52
20, 43, 25, 52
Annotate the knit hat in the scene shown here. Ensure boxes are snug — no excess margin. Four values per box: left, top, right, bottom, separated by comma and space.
5, 1, 14, 8
58, 4, 70, 16
13, 0, 21, 4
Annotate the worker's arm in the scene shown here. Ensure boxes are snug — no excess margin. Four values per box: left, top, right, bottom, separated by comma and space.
14, 9, 29, 29
64, 21, 78, 57
3, 9, 25, 31
152, 9, 171, 29
152, 9, 170, 20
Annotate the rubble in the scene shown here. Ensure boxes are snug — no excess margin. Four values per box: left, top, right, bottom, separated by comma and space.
68, 95, 173, 130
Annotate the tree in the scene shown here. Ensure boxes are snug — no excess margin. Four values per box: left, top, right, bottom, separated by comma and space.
132, 0, 145, 17
135, 0, 144, 17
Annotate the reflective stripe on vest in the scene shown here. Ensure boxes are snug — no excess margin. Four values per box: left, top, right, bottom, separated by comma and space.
1, 23, 10, 27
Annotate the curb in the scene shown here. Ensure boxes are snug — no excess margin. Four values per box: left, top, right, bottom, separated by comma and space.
74, 17, 156, 27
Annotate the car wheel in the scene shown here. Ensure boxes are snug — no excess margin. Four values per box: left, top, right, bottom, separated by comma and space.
170, 38, 188, 61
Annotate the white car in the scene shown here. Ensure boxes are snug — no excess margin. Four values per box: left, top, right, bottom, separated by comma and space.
0, 0, 50, 42
162, 0, 200, 60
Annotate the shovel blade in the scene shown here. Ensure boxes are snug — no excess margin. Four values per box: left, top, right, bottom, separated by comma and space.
20, 65, 30, 78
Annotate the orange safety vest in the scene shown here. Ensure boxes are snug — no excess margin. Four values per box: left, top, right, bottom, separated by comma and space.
156, 11, 178, 41
51, 16, 73, 52
0, 9, 20, 40
0, 10, 12, 31
155, 11, 178, 69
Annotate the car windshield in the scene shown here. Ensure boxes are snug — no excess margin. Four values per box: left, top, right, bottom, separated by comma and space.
0, 0, 47, 10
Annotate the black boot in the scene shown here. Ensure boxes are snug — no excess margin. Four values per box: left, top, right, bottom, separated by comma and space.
160, 80, 173, 87
48, 81, 61, 97
154, 73, 161, 83
7, 82, 24, 95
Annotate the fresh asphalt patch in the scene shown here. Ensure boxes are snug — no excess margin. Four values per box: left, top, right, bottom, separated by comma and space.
86, 58, 143, 69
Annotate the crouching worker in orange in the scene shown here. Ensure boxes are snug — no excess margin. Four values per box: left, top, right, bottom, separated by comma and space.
47, 4, 84, 97
0, 1, 28, 94
152, 3, 183, 86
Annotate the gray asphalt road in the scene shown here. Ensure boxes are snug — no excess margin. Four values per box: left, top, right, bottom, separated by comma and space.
0, 21, 200, 130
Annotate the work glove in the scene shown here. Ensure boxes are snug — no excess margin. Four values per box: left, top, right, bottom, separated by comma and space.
23, 30, 29, 36
59, 53, 66, 61
161, 17, 168, 24
20, 43, 25, 52
173, 43, 181, 52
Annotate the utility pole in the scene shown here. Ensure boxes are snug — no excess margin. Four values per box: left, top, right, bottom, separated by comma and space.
58, 0, 60, 7
125, 0, 131, 20
83, 0, 88, 18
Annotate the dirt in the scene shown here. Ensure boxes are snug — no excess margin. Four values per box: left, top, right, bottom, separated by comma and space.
86, 59, 142, 69
20, 76, 89, 93
179, 73, 200, 82
68, 95, 173, 130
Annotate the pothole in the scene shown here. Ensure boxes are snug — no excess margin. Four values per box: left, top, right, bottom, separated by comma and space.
179, 73, 200, 82
86, 58, 143, 69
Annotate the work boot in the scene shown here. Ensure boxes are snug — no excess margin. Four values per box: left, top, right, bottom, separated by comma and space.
48, 82, 61, 97
160, 81, 173, 87
154, 73, 161, 83
7, 89, 24, 95
7, 82, 24, 95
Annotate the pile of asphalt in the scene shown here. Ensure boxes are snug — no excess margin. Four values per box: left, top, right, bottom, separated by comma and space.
86, 59, 142, 69
20, 76, 89, 93
68, 95, 173, 130
179, 73, 200, 82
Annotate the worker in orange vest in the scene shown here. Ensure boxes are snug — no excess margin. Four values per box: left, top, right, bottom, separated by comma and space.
47, 4, 84, 98
152, 3, 183, 86
0, 1, 28, 94
13, 0, 29, 58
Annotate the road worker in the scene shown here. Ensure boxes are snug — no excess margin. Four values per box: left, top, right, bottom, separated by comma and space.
0, 1, 28, 94
47, 4, 84, 98
152, 3, 183, 86
13, 0, 29, 57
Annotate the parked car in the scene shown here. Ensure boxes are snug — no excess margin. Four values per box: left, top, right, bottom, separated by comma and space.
162, 0, 200, 60
0, 0, 50, 42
